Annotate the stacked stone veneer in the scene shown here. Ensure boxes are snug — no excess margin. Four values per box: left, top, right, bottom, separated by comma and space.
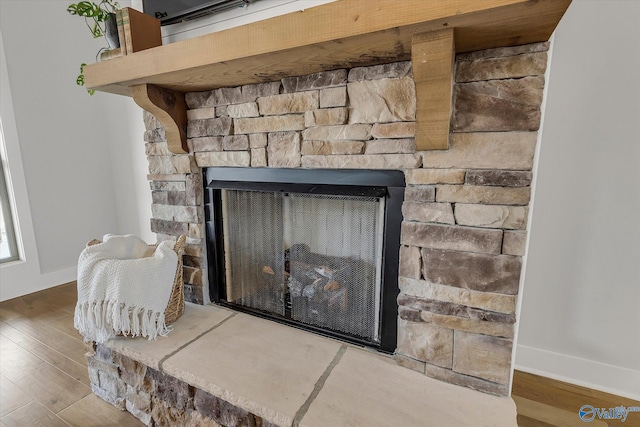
142, 41, 550, 397
86, 343, 276, 426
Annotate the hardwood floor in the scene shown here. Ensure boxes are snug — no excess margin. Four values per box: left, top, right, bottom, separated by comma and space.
513, 371, 640, 427
0, 283, 637, 426
0, 282, 143, 426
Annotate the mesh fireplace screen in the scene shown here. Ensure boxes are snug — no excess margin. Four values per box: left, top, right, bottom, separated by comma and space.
221, 189, 384, 342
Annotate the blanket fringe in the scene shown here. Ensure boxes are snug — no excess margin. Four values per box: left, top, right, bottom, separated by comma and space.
74, 300, 172, 343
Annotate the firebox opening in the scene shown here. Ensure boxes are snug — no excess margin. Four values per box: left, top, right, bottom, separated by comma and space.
204, 167, 405, 352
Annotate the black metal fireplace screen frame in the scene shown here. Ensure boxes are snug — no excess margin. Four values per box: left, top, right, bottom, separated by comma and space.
203, 167, 405, 352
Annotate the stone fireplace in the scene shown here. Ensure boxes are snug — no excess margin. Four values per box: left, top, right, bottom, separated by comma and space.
142, 40, 549, 397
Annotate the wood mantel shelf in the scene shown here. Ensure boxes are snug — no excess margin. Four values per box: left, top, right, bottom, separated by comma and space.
85, 0, 571, 152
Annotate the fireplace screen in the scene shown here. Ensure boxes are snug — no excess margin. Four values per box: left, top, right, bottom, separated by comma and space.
204, 167, 404, 351
222, 189, 383, 342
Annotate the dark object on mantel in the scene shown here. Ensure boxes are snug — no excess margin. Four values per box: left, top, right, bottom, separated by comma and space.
142, 0, 258, 25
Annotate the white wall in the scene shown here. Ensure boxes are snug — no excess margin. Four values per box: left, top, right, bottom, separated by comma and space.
0, 0, 151, 301
516, 0, 640, 400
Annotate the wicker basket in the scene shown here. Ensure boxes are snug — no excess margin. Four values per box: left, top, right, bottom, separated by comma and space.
86, 235, 186, 326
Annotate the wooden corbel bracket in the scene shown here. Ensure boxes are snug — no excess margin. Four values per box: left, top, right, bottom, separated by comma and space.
412, 28, 456, 151
132, 84, 188, 154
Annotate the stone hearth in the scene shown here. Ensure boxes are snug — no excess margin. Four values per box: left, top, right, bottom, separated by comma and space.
87, 302, 517, 426
141, 41, 549, 399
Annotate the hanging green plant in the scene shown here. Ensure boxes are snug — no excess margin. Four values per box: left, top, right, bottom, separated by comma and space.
67, 0, 120, 95
67, 0, 119, 38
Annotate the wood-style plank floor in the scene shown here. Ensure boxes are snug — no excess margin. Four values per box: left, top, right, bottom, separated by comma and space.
0, 282, 637, 426
0, 282, 143, 426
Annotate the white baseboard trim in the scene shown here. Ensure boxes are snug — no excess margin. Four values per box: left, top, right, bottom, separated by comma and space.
0, 264, 77, 301
515, 344, 640, 401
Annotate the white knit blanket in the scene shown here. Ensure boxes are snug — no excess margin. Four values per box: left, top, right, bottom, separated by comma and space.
75, 234, 178, 343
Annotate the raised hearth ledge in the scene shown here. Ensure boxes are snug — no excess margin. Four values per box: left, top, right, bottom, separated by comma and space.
102, 303, 517, 426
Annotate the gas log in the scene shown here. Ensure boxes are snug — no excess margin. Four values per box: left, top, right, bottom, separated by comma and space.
259, 243, 372, 313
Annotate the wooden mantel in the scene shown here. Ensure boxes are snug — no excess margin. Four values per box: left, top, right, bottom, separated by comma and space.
85, 0, 571, 153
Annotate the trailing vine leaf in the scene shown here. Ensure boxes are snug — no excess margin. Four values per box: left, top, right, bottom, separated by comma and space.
76, 63, 95, 96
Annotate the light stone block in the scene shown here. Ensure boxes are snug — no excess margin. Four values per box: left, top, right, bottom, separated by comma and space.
186, 91, 214, 109
436, 185, 531, 205
421, 248, 522, 295
249, 133, 267, 148
302, 124, 372, 141
188, 223, 202, 239
398, 295, 517, 325
147, 156, 192, 175
226, 102, 259, 118
190, 136, 223, 152
187, 107, 216, 120
399, 276, 517, 314
143, 110, 161, 130
150, 181, 185, 192
213, 86, 243, 106
267, 131, 301, 168
185, 173, 203, 206
405, 186, 435, 202
301, 140, 364, 155
453, 331, 512, 384
162, 313, 342, 427
406, 169, 466, 185
144, 128, 165, 143
258, 91, 319, 116
251, 148, 267, 167
304, 107, 348, 127
502, 230, 527, 256
365, 138, 415, 154
465, 170, 532, 187
216, 105, 229, 117
424, 363, 508, 396
281, 69, 347, 92
145, 142, 172, 156
418, 311, 514, 339
150, 219, 188, 235
348, 77, 416, 123
151, 204, 200, 223
319, 86, 347, 108
455, 204, 528, 229
453, 76, 544, 132
371, 122, 416, 139
241, 81, 282, 102
402, 202, 455, 224
147, 173, 187, 182
187, 117, 233, 138
456, 52, 548, 82
399, 245, 422, 280
195, 151, 251, 167
302, 154, 421, 169
401, 222, 503, 255
457, 41, 549, 61
234, 115, 305, 134
300, 347, 517, 426
348, 61, 412, 81
422, 132, 537, 170
397, 318, 453, 368
222, 135, 249, 151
